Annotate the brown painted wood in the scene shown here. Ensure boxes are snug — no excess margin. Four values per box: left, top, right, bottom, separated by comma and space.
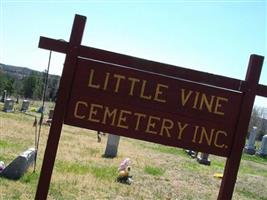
38, 37, 244, 91
64, 58, 242, 157
217, 55, 264, 200
69, 58, 242, 123
35, 14, 86, 200
257, 84, 267, 98
39, 37, 267, 98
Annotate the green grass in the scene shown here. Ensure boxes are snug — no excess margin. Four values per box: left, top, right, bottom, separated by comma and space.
90, 165, 118, 180
55, 160, 117, 180
144, 166, 165, 176
179, 159, 203, 172
49, 182, 69, 200
239, 163, 267, 177
55, 160, 91, 175
242, 153, 267, 164
1, 110, 267, 200
0, 140, 13, 148
20, 172, 39, 185
135, 142, 187, 157
237, 184, 267, 200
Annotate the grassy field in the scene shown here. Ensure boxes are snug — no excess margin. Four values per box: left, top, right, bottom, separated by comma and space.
0, 102, 267, 200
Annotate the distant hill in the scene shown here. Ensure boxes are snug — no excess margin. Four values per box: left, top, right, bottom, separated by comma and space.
0, 63, 60, 80
0, 63, 60, 100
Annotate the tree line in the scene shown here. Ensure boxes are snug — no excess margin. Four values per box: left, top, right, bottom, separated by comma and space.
0, 70, 59, 101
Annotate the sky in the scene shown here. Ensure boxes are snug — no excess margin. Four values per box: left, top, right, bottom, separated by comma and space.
0, 0, 266, 106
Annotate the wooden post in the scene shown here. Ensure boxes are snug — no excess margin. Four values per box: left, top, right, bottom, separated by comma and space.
217, 54, 264, 200
35, 15, 86, 200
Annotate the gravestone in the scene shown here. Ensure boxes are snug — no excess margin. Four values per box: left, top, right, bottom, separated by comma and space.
3, 99, 14, 112
1, 90, 7, 102
257, 135, 267, 157
37, 106, 44, 113
45, 109, 54, 125
21, 100, 30, 112
185, 150, 198, 158
16, 96, 19, 104
46, 110, 54, 125
197, 153, 211, 165
0, 148, 36, 180
244, 126, 257, 155
104, 134, 120, 158
48, 109, 54, 119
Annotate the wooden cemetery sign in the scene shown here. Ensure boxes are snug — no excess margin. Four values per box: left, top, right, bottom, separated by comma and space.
35, 14, 266, 200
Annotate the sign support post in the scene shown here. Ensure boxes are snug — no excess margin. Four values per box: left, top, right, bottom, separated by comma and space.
218, 55, 264, 199
35, 15, 86, 200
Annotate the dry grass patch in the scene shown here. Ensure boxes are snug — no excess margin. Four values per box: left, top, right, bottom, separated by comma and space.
1, 109, 267, 199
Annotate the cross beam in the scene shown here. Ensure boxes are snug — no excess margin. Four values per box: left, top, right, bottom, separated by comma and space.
38, 36, 266, 98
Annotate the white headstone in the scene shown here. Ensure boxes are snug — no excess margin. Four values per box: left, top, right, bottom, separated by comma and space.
104, 134, 120, 158
257, 135, 267, 157
244, 126, 257, 155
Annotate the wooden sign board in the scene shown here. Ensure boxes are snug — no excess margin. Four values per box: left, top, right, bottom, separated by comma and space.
64, 58, 242, 157
35, 15, 266, 200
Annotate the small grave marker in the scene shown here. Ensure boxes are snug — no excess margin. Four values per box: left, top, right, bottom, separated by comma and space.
197, 153, 211, 165
3, 99, 14, 112
48, 109, 54, 119
21, 100, 30, 112
45, 109, 54, 125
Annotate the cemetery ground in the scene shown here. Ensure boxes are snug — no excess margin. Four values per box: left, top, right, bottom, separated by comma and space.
0, 102, 267, 200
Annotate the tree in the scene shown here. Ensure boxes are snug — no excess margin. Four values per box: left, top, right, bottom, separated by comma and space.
0, 72, 15, 97
22, 72, 43, 99
33, 75, 44, 100
0, 71, 7, 92
5, 77, 15, 96
46, 76, 59, 101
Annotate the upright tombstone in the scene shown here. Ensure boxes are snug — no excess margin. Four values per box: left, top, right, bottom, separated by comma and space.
3, 99, 14, 112
48, 109, 54, 119
21, 100, 30, 112
1, 90, 7, 102
104, 134, 120, 158
244, 126, 257, 155
16, 96, 19, 104
45, 109, 54, 125
257, 134, 267, 157
197, 153, 211, 165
